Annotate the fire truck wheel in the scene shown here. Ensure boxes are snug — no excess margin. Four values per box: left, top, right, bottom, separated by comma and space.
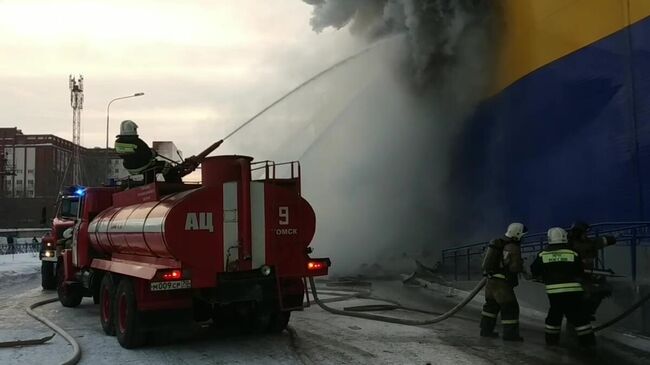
41, 261, 56, 290
57, 262, 83, 308
99, 274, 116, 336
115, 279, 145, 348
267, 311, 290, 333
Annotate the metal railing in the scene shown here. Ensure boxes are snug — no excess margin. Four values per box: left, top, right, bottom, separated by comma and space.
251, 160, 301, 180
440, 222, 650, 282
0, 242, 40, 255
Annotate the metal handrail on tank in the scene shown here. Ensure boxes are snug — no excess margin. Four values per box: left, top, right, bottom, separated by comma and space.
251, 160, 301, 180
440, 221, 650, 282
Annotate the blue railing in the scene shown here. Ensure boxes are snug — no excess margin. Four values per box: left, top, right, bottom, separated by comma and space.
440, 222, 650, 282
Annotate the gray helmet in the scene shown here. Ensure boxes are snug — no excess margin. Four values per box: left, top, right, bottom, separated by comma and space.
505, 223, 527, 240
548, 227, 568, 244
118, 120, 138, 137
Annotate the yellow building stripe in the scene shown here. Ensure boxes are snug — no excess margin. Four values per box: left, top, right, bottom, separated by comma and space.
630, 0, 650, 23
492, 0, 650, 94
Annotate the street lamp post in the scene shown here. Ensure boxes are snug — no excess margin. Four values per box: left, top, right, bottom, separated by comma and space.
105, 93, 144, 181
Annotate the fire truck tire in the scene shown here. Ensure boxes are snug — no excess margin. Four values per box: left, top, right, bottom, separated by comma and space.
41, 261, 56, 290
115, 278, 145, 349
268, 311, 290, 333
57, 263, 83, 308
99, 274, 116, 336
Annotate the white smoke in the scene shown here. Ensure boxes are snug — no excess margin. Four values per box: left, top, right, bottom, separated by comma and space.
225, 1, 498, 275
296, 0, 498, 275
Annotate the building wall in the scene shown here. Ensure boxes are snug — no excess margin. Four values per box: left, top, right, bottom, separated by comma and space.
447, 4, 650, 237
0, 197, 54, 228
1, 128, 187, 227
0, 128, 125, 227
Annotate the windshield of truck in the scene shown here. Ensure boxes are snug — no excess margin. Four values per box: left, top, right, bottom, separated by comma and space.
59, 197, 80, 218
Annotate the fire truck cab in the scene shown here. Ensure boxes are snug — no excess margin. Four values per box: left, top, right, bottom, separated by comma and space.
39, 190, 78, 289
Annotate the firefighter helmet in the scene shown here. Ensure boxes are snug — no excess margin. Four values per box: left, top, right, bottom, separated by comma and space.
548, 227, 568, 244
118, 120, 138, 136
505, 223, 527, 240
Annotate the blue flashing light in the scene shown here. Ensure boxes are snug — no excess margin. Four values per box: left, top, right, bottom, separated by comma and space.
74, 187, 86, 196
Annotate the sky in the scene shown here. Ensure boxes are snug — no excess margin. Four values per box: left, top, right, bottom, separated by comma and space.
0, 0, 498, 272
0, 0, 360, 156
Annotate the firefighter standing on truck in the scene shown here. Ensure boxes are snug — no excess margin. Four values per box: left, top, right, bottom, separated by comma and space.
115, 120, 159, 183
531, 227, 596, 347
114, 120, 181, 183
480, 222, 527, 341
567, 221, 616, 321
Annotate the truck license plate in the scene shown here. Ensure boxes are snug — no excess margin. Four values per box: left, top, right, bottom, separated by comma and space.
150, 280, 192, 291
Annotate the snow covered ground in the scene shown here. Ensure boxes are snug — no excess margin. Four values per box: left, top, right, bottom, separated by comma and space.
0, 253, 40, 282
0, 263, 648, 364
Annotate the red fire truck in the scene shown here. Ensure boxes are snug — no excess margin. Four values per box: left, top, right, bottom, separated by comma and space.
55, 144, 330, 348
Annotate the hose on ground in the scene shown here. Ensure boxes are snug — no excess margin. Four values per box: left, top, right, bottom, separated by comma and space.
310, 277, 650, 333
594, 292, 650, 332
25, 297, 81, 365
307, 276, 487, 325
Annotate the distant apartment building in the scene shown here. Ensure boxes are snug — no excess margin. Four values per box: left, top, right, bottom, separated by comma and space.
0, 127, 126, 227
0, 128, 184, 227
0, 127, 127, 199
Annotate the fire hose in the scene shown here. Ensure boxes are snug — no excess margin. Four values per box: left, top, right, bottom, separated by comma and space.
309, 277, 650, 333
24, 297, 81, 365
307, 276, 487, 325
593, 292, 650, 332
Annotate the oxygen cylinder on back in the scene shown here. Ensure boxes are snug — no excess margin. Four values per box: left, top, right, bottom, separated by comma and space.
481, 239, 505, 274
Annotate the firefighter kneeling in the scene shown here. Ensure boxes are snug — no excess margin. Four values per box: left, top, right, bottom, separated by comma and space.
531, 227, 596, 347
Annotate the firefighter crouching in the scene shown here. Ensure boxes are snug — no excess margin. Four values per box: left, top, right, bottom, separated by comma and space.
531, 227, 595, 347
480, 222, 527, 341
567, 221, 616, 321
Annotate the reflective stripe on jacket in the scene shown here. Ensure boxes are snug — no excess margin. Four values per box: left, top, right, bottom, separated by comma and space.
539, 249, 578, 264
115, 142, 137, 154
545, 282, 583, 294
530, 244, 585, 295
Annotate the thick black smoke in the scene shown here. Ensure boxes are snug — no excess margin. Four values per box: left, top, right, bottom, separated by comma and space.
304, 0, 494, 88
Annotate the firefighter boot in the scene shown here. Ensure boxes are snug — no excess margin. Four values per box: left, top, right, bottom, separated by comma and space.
502, 324, 524, 342
578, 332, 596, 348
545, 333, 560, 346
479, 316, 498, 338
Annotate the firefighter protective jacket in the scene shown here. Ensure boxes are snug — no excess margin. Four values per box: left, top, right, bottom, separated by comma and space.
114, 135, 156, 174
569, 236, 613, 269
530, 244, 584, 294
490, 238, 523, 287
